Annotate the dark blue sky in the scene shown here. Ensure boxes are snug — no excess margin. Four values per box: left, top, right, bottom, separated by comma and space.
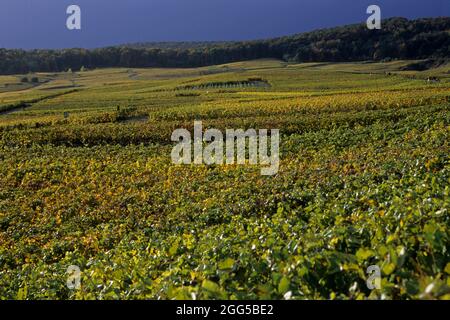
0, 0, 448, 49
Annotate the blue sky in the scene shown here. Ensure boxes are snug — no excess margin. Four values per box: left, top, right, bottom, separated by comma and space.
0, 0, 448, 49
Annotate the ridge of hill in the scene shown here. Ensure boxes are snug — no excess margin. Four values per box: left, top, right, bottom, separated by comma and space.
0, 17, 449, 74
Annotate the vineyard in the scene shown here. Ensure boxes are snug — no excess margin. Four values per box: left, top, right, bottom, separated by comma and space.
0, 59, 449, 299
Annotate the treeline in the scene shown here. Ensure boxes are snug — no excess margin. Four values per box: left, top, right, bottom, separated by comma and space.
123, 41, 234, 50
0, 17, 449, 75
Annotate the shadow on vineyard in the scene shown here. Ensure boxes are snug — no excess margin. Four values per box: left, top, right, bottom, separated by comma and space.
177, 78, 271, 90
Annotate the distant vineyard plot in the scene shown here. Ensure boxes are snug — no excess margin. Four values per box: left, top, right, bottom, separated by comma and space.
177, 78, 271, 90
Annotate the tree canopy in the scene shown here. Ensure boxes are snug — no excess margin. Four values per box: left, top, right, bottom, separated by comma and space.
0, 17, 448, 75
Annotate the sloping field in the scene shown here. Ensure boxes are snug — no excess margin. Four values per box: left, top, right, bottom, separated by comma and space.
0, 60, 448, 299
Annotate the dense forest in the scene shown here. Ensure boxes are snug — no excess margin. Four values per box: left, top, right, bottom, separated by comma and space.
0, 17, 449, 74
122, 41, 234, 50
